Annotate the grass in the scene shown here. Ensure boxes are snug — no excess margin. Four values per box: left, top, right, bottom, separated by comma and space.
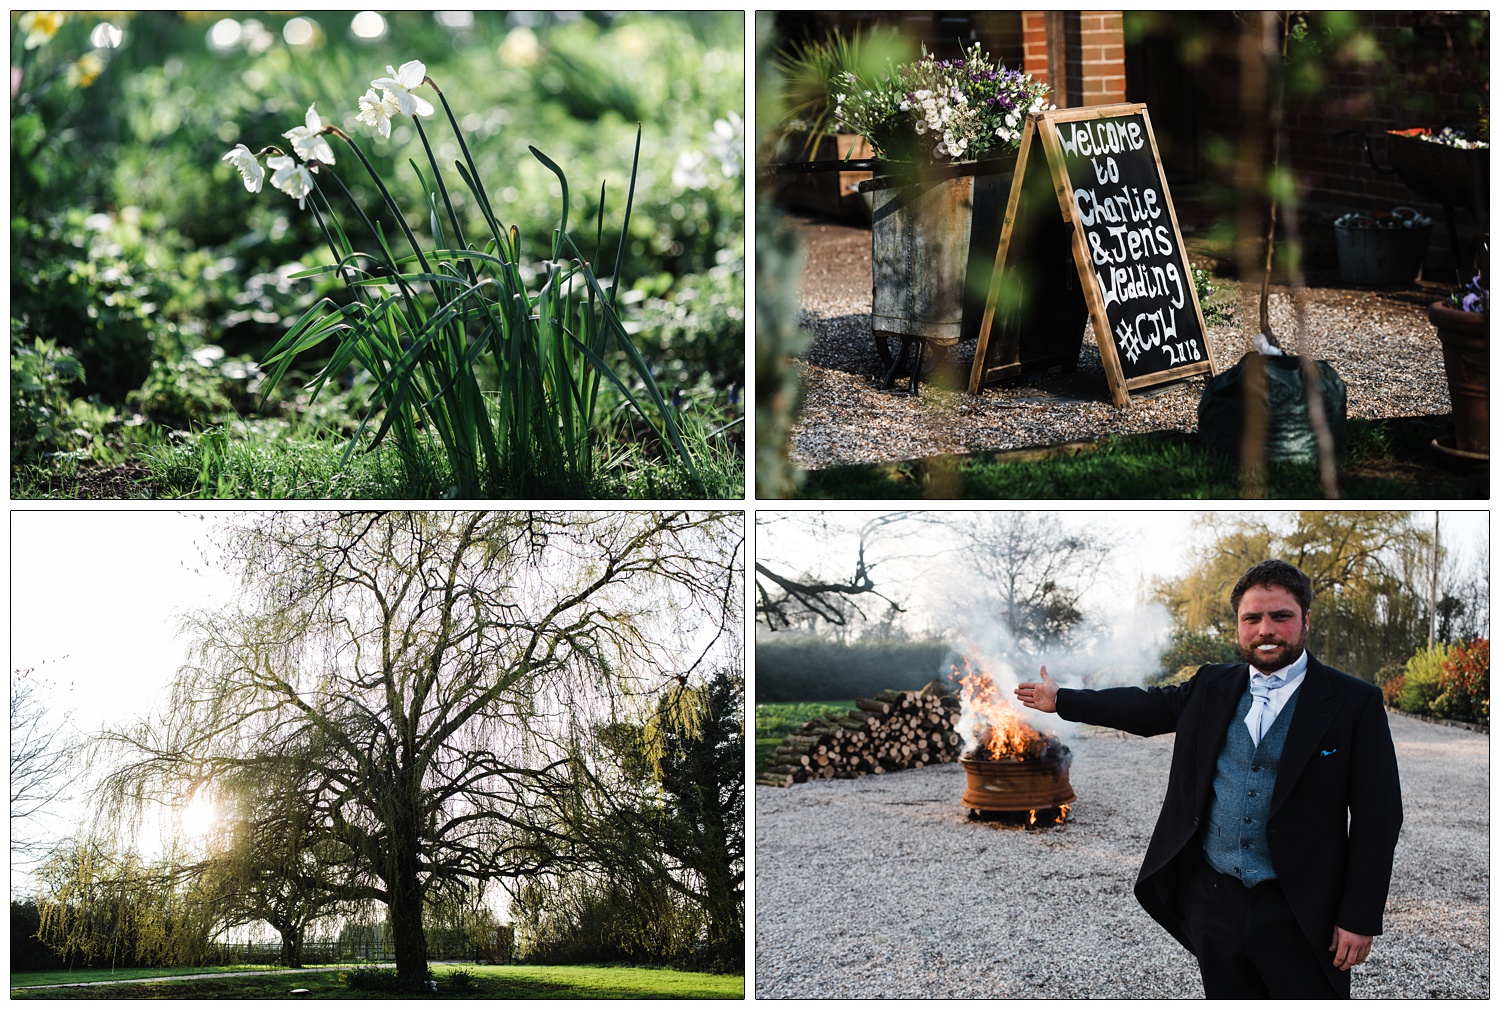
12, 964, 285, 987
11, 406, 743, 500
793, 415, 1487, 499
11, 963, 744, 1000
756, 700, 856, 773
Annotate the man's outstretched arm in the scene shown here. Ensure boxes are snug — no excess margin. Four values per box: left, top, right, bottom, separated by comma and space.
1016, 665, 1195, 737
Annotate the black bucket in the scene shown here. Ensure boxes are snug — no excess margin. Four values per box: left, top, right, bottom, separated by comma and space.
1333, 208, 1433, 285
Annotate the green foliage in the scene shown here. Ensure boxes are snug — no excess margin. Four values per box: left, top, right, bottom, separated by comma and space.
344, 967, 415, 992
755, 16, 812, 499
1398, 643, 1451, 715
511, 869, 710, 968
33, 838, 224, 970
12, 12, 744, 498
772, 27, 908, 141
557, 671, 744, 973
252, 121, 703, 497
1191, 262, 1234, 325
1156, 511, 1433, 682
11, 900, 64, 972
793, 418, 1488, 501
10, 335, 104, 465
754, 637, 953, 702
1152, 627, 1241, 684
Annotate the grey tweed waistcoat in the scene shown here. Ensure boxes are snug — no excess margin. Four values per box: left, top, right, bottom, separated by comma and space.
1202, 680, 1301, 886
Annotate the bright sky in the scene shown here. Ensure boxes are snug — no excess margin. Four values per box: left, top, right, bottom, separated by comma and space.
756, 508, 1490, 632
11, 510, 242, 737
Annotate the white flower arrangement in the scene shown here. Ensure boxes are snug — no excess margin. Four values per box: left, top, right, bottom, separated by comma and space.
836, 42, 1053, 163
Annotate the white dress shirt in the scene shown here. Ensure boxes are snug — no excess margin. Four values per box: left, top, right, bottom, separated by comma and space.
1245, 649, 1308, 740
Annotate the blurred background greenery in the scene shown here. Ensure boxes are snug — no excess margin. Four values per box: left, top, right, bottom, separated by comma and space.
11, 11, 744, 494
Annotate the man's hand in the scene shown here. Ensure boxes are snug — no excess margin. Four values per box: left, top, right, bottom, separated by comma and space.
1014, 666, 1059, 713
1329, 926, 1373, 971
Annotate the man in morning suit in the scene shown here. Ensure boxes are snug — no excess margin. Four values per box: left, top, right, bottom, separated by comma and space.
1014, 559, 1402, 998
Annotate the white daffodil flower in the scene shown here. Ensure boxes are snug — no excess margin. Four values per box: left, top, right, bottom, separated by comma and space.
221, 143, 264, 193
357, 88, 400, 139
371, 60, 434, 118
284, 104, 336, 165
267, 154, 315, 209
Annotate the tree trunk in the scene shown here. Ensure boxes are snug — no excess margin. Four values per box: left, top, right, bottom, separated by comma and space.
278, 925, 304, 969
389, 839, 429, 981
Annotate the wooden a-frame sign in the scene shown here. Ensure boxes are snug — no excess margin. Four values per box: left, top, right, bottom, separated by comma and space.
969, 103, 1220, 406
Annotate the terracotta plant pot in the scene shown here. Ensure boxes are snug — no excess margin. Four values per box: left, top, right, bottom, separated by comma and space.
1428, 300, 1489, 458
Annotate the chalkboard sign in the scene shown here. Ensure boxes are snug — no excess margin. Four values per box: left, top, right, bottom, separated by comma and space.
969, 104, 1218, 407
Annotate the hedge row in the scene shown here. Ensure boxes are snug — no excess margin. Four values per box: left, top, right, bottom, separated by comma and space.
753, 637, 954, 702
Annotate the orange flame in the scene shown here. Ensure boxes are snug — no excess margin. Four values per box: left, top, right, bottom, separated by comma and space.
953, 656, 1050, 761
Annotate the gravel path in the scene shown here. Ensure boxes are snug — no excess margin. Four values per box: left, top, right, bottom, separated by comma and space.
753, 711, 1488, 999
786, 215, 1456, 469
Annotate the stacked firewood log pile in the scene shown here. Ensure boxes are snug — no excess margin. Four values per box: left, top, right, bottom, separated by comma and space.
758, 680, 964, 787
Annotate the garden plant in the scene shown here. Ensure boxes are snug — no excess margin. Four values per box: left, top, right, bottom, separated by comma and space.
11, 12, 744, 499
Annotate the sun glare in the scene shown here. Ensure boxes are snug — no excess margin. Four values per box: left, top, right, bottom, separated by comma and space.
181, 794, 219, 838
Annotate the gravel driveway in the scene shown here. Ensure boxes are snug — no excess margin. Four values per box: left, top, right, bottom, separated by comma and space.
786, 215, 1457, 469
753, 711, 1488, 999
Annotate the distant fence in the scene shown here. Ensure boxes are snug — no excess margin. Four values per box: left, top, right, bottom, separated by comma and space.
205, 939, 396, 965
206, 928, 514, 966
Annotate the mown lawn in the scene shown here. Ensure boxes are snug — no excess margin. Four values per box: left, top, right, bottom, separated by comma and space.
756, 700, 857, 773
12, 963, 744, 1000
12, 964, 286, 987
794, 415, 1487, 499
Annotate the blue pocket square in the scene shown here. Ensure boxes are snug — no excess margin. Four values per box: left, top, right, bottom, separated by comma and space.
1320, 747, 1338, 757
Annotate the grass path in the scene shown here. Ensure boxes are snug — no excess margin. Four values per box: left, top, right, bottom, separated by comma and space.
12, 964, 395, 990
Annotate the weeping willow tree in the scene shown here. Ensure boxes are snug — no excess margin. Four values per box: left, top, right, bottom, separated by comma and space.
196, 743, 355, 967
1154, 511, 1436, 680
94, 510, 742, 982
35, 836, 223, 970
508, 667, 745, 971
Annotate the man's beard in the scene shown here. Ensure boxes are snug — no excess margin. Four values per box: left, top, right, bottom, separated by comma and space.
1239, 637, 1306, 673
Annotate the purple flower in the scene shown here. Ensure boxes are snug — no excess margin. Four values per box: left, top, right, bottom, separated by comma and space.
1462, 292, 1483, 312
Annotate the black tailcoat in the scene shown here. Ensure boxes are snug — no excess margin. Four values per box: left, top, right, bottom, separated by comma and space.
1055, 656, 1402, 990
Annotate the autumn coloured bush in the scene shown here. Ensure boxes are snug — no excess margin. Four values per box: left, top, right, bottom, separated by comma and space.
1433, 638, 1488, 724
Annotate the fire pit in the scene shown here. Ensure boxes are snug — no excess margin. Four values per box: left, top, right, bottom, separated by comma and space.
953, 656, 1076, 825
959, 750, 1075, 821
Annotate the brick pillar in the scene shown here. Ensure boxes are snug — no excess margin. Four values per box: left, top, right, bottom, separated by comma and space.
1022, 11, 1051, 87
1077, 11, 1126, 106
1022, 10, 1125, 107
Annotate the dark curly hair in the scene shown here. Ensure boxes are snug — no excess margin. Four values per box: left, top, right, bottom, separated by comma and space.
1230, 559, 1314, 617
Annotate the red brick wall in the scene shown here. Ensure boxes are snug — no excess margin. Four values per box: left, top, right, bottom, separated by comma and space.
1022, 12, 1049, 86
1179, 11, 1488, 275
1023, 10, 1125, 107
1283, 12, 1487, 213
1077, 11, 1126, 106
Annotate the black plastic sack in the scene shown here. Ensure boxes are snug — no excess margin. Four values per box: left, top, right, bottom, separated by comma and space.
1197, 352, 1347, 464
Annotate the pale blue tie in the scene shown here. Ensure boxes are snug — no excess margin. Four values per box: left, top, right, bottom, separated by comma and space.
1247, 671, 1289, 747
